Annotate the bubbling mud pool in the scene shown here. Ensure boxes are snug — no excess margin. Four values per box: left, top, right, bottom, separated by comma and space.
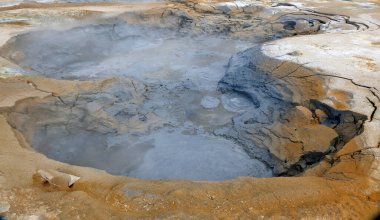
1, 23, 274, 181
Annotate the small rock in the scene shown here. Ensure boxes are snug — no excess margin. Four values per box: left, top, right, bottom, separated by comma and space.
201, 96, 220, 109
37, 170, 54, 183
68, 175, 81, 187
35, 169, 80, 188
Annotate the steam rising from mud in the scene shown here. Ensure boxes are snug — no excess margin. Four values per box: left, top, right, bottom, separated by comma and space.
2, 23, 272, 181
1, 24, 253, 90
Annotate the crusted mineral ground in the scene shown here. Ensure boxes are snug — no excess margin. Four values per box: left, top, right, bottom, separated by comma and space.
0, 0, 379, 219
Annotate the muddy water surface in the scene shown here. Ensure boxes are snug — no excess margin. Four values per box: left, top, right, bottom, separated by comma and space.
2, 23, 269, 180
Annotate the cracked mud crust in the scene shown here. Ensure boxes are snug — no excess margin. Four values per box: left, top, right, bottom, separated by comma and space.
0, 0, 379, 219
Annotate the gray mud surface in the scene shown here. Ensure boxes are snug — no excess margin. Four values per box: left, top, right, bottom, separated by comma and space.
3, 24, 276, 180
1, 24, 253, 90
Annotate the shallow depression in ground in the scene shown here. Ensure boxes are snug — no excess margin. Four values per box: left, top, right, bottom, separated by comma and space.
1, 23, 273, 181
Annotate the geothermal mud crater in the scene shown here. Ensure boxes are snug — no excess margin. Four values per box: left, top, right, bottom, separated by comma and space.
0, 0, 378, 218
1, 17, 370, 181
2, 23, 279, 180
